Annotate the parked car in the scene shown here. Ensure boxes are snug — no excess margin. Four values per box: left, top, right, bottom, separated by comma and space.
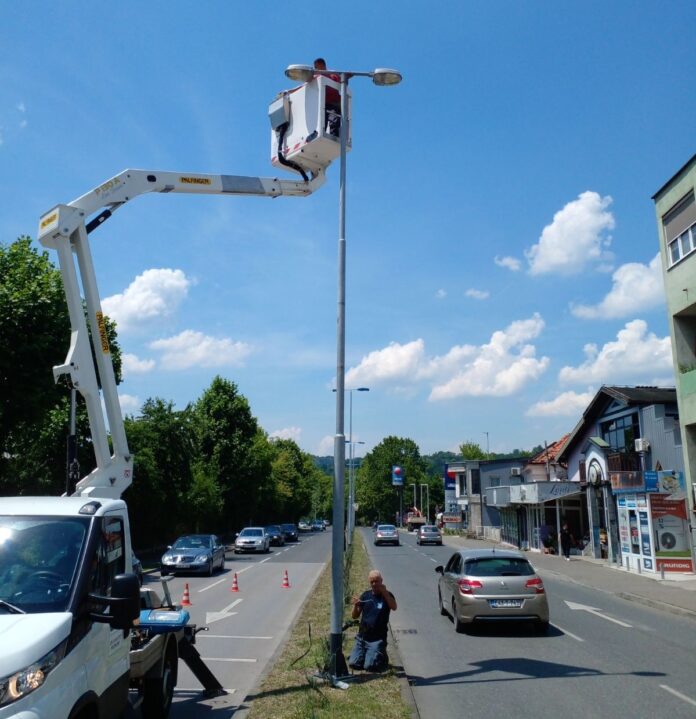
416, 525, 443, 546
265, 525, 286, 546
311, 519, 325, 532
132, 551, 144, 586
374, 524, 400, 546
435, 549, 550, 633
281, 523, 299, 542
234, 527, 270, 554
298, 519, 312, 532
322, 518, 331, 527
160, 534, 226, 576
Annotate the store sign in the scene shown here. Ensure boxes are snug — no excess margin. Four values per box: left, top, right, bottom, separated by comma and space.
443, 465, 456, 491
391, 465, 404, 486
442, 512, 461, 523
650, 493, 693, 573
609, 471, 644, 493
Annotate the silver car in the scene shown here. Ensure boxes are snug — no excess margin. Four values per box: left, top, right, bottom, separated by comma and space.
436, 549, 550, 633
374, 524, 400, 546
417, 525, 443, 546
234, 527, 270, 554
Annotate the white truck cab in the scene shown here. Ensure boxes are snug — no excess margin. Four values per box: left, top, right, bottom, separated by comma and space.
0, 496, 138, 718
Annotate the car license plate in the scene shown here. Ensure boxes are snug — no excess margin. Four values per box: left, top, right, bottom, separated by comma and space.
489, 599, 522, 608
177, 563, 190, 569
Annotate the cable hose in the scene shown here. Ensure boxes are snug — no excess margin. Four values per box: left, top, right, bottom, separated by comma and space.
276, 123, 309, 182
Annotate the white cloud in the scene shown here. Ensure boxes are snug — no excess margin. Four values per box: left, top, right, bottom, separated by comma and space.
270, 426, 302, 442
16, 102, 25, 113
102, 268, 191, 332
559, 320, 672, 385
495, 255, 522, 271
465, 288, 490, 300
118, 393, 141, 415
122, 353, 155, 375
436, 289, 447, 299
527, 389, 595, 417
345, 314, 549, 400
317, 435, 335, 455
570, 254, 664, 319
526, 191, 615, 275
150, 330, 253, 370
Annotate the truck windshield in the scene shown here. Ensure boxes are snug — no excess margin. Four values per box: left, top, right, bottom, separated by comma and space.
0, 516, 89, 613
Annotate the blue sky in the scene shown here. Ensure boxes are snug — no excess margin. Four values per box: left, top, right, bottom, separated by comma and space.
3, 2, 695, 457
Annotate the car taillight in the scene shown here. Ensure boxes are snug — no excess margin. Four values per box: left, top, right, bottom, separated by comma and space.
457, 578, 483, 594
525, 577, 545, 594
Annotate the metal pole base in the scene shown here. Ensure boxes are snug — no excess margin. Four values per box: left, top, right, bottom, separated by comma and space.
327, 632, 349, 679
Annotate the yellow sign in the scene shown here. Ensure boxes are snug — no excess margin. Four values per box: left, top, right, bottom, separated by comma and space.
179, 176, 212, 185
40, 212, 58, 231
96, 312, 110, 354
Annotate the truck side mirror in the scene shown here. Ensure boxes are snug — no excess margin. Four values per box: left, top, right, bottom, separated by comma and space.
89, 573, 141, 630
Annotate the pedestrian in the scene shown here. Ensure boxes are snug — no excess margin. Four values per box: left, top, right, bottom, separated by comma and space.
348, 569, 397, 672
560, 522, 574, 561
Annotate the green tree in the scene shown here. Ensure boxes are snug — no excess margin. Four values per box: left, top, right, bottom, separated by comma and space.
458, 440, 487, 459
192, 376, 261, 530
355, 436, 428, 525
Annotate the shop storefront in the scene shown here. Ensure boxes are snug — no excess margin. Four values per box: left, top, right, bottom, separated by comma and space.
613, 469, 694, 574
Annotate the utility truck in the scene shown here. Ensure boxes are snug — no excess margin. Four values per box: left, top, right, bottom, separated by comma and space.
0, 75, 341, 719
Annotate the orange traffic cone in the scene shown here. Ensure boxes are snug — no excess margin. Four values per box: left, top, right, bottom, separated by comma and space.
230, 572, 240, 592
181, 583, 192, 606
281, 569, 291, 589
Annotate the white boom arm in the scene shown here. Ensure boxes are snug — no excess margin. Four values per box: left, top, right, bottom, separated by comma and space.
37, 168, 325, 498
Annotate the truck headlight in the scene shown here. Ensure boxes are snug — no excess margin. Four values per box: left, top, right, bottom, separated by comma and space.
0, 639, 67, 707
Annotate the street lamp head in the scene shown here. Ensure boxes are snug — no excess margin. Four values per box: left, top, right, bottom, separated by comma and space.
285, 64, 314, 83
356, 387, 370, 392
372, 68, 402, 86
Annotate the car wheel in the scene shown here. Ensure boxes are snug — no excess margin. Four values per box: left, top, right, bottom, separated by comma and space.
452, 599, 466, 634
534, 621, 550, 635
438, 589, 447, 616
160, 567, 169, 577
142, 641, 176, 719
207, 560, 213, 577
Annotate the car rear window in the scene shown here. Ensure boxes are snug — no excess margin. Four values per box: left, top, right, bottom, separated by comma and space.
464, 557, 535, 577
378, 525, 396, 531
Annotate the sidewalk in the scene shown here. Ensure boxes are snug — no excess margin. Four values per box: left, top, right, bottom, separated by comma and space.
441, 533, 696, 621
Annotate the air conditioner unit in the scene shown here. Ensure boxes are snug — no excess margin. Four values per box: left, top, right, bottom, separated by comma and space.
634, 438, 650, 453
511, 467, 522, 476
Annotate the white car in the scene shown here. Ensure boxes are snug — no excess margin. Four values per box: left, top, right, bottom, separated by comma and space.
234, 527, 270, 553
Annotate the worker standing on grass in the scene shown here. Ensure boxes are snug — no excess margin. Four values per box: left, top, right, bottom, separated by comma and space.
348, 569, 397, 672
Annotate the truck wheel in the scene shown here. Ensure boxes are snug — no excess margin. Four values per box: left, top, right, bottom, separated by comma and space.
142, 644, 176, 719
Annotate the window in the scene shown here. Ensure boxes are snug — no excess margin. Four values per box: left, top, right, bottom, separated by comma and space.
90, 516, 125, 596
601, 413, 640, 452
668, 222, 696, 266
471, 468, 481, 495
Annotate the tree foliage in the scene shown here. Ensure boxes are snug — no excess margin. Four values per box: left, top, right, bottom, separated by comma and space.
458, 440, 487, 459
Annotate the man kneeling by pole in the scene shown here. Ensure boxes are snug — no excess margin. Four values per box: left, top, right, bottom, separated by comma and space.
348, 570, 397, 672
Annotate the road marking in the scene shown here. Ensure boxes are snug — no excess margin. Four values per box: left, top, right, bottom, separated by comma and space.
660, 685, 696, 707
200, 635, 273, 640
198, 577, 228, 593
206, 597, 244, 625
201, 657, 257, 663
428, 557, 437, 562
260, 556, 272, 564
564, 601, 632, 627
551, 623, 584, 641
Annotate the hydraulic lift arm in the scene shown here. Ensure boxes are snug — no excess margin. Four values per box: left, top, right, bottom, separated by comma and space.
37, 168, 325, 499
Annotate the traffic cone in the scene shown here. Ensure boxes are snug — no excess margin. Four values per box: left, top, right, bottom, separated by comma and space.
230, 572, 239, 592
281, 569, 291, 589
181, 583, 192, 606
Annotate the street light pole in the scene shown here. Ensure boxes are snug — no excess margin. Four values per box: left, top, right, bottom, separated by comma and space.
284, 63, 401, 682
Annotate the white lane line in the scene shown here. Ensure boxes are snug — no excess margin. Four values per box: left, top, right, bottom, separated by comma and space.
175, 687, 236, 694
551, 623, 584, 642
200, 635, 273, 640
660, 685, 696, 707
201, 657, 257, 663
260, 556, 272, 564
428, 557, 437, 562
198, 577, 228, 593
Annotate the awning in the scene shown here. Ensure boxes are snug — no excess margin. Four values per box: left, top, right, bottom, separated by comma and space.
510, 481, 584, 505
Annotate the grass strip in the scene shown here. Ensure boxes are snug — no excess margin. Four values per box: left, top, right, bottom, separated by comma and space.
245, 531, 412, 719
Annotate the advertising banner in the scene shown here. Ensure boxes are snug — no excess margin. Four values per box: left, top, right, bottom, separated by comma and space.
391, 465, 404, 487
443, 465, 456, 491
650, 493, 693, 572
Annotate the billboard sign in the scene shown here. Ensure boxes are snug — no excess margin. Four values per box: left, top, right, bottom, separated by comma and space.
391, 465, 404, 486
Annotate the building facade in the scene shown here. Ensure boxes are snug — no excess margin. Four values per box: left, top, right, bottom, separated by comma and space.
653, 154, 696, 560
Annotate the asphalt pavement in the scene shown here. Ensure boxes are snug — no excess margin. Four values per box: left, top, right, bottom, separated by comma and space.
440, 533, 696, 621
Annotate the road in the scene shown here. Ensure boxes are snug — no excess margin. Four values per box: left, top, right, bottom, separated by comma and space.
136, 529, 331, 717
361, 527, 696, 719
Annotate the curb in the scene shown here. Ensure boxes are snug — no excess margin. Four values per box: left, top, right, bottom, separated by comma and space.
389, 624, 421, 719
616, 591, 696, 621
